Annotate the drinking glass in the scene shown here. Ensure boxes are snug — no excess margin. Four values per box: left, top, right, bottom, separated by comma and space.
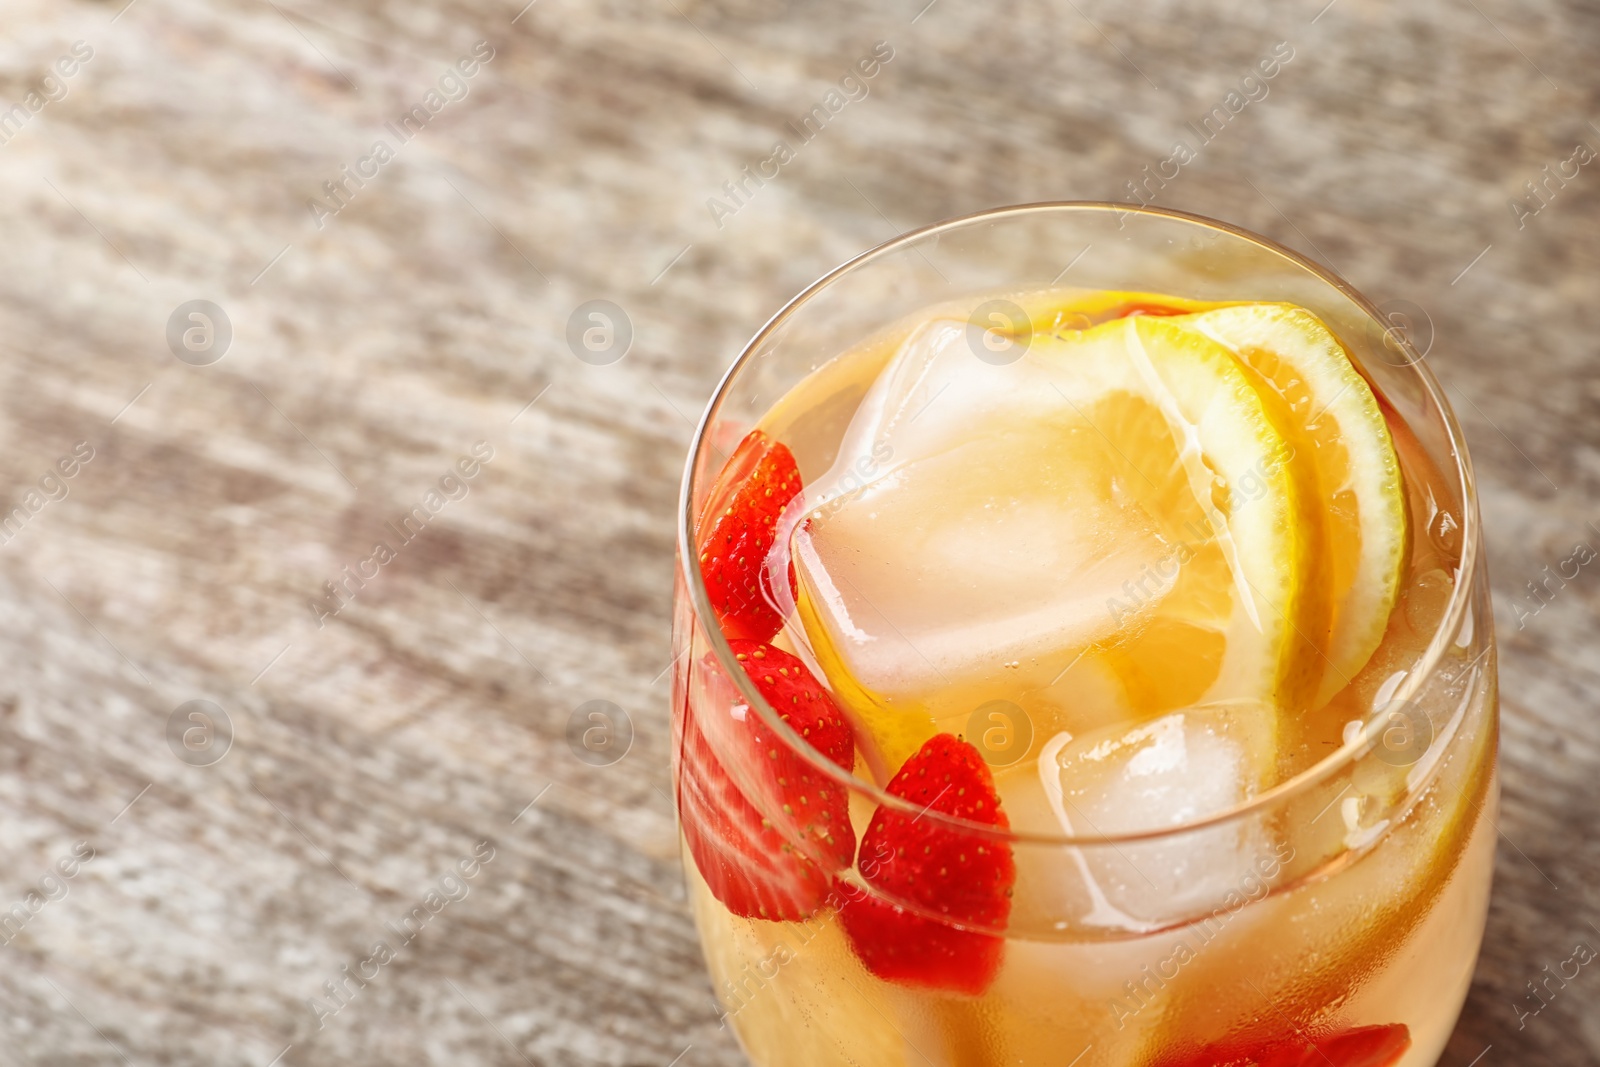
672, 204, 1496, 1067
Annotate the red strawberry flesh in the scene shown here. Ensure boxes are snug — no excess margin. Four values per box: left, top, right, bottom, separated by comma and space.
697, 429, 801, 642
678, 641, 855, 921
837, 733, 1016, 995
1114, 301, 1188, 318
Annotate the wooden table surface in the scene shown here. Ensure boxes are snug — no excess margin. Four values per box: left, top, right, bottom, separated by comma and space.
0, 0, 1596, 1064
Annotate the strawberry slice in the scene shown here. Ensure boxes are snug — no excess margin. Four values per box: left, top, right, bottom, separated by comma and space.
697, 429, 801, 642
837, 733, 1015, 995
1155, 1023, 1411, 1067
1114, 301, 1188, 319
678, 641, 855, 921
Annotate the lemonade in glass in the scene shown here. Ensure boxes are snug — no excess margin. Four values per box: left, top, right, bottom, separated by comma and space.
672, 205, 1496, 1067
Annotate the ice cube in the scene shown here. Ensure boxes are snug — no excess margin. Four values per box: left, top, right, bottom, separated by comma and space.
996, 737, 1158, 935
1014, 704, 1283, 930
787, 318, 1170, 724
1053, 713, 1246, 830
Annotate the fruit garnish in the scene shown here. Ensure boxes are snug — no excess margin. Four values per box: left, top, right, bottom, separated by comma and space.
791, 579, 940, 779
1024, 289, 1228, 334
837, 733, 1016, 995
1180, 304, 1408, 706
678, 641, 856, 921
1155, 1022, 1411, 1067
1076, 316, 1327, 723
793, 313, 1322, 779
698, 429, 802, 642
1116, 302, 1189, 318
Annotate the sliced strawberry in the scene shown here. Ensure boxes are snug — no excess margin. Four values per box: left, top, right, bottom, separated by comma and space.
1114, 301, 1188, 319
837, 733, 1015, 995
1312, 1025, 1412, 1067
697, 429, 802, 642
1155, 1023, 1411, 1067
678, 641, 855, 921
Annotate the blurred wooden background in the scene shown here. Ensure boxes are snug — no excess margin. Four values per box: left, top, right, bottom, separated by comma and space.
0, 0, 1595, 1063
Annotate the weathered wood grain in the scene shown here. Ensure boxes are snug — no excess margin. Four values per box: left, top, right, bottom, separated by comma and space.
0, 0, 1594, 1063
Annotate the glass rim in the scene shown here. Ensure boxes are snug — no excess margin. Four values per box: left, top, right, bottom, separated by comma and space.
676, 200, 1481, 847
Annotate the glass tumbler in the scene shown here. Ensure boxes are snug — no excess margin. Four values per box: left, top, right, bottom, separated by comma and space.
671, 204, 1496, 1067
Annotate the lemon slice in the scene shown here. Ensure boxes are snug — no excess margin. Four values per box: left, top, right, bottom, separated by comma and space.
793, 585, 939, 775
1180, 304, 1407, 707
1055, 316, 1326, 727
791, 312, 1325, 782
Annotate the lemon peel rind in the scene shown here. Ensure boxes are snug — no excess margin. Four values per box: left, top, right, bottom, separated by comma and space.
1182, 304, 1408, 709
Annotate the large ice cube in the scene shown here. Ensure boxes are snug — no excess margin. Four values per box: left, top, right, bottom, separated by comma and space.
787, 319, 1172, 726
1026, 704, 1283, 929
1052, 712, 1247, 830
